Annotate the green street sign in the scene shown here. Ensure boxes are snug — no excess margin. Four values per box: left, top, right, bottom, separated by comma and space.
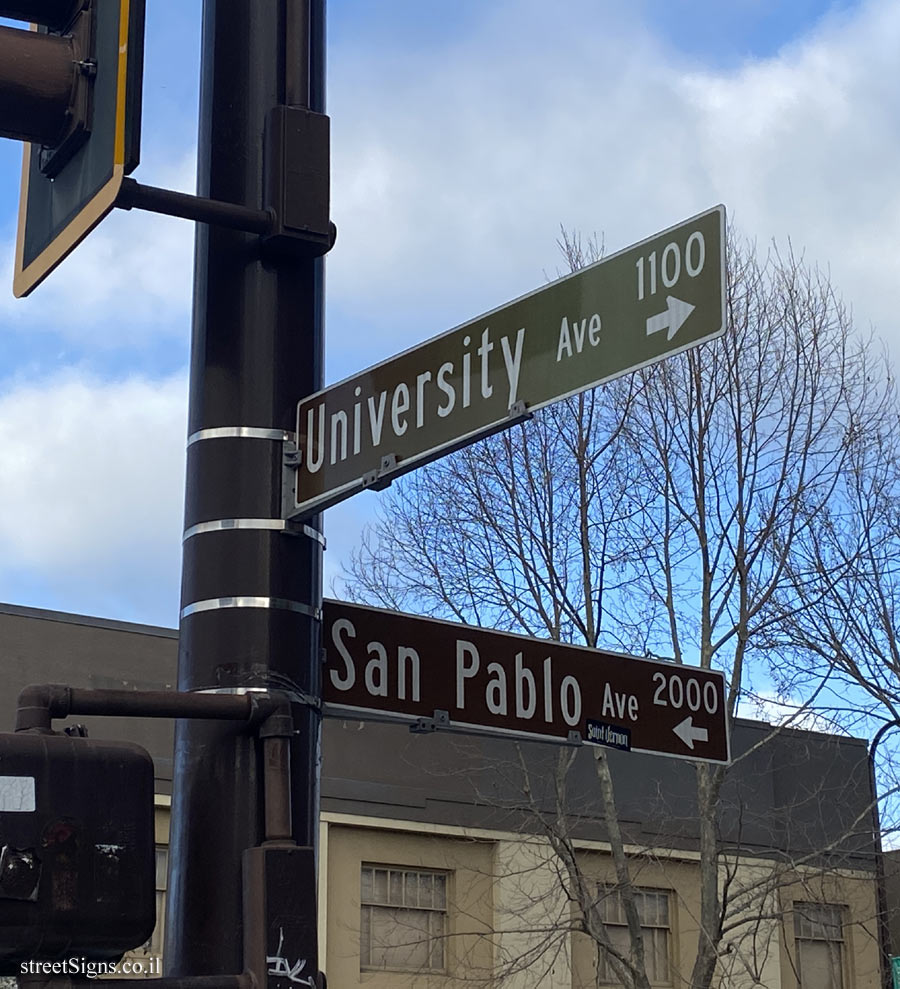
287, 205, 725, 519
892, 956, 900, 989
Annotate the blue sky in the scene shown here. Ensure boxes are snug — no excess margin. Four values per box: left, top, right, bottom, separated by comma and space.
1, 0, 898, 631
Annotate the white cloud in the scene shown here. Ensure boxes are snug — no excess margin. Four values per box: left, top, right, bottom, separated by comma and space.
0, 370, 187, 623
326, 0, 900, 377
3, 0, 900, 629
740, 691, 845, 735
680, 0, 900, 345
326, 1, 683, 364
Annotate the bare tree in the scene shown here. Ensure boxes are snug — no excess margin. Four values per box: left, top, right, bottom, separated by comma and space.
612, 239, 899, 986
754, 336, 900, 841
341, 233, 897, 988
757, 355, 900, 720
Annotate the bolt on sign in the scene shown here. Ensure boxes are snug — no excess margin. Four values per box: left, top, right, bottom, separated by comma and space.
286, 205, 725, 520
322, 600, 730, 764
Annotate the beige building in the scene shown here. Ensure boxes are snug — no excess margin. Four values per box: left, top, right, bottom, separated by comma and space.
315, 719, 882, 989
0, 602, 885, 988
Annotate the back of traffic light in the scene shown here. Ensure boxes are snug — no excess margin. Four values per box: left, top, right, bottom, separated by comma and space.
0, 0, 145, 297
0, 730, 155, 971
0, 0, 333, 298
1, 683, 326, 988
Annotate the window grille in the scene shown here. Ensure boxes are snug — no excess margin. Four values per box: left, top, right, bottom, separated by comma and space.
360, 865, 448, 973
596, 886, 671, 986
794, 902, 845, 989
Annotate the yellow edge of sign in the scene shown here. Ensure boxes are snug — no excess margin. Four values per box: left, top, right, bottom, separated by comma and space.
115, 0, 131, 168
13, 165, 124, 299
12, 0, 132, 299
12, 143, 31, 295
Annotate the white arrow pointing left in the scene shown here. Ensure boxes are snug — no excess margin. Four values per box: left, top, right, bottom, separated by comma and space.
673, 716, 708, 750
646, 295, 696, 341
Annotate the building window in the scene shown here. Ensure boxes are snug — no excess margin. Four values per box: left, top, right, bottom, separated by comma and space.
360, 865, 448, 973
794, 902, 845, 989
596, 886, 671, 985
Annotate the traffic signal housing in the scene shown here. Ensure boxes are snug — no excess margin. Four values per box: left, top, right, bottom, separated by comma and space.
0, 0, 145, 297
0, 730, 155, 970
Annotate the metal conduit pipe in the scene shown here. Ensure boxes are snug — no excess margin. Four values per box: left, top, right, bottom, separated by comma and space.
14, 683, 285, 733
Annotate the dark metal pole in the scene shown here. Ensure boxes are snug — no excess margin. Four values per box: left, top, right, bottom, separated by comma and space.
116, 178, 276, 235
869, 720, 900, 989
166, 0, 325, 976
14, 683, 289, 732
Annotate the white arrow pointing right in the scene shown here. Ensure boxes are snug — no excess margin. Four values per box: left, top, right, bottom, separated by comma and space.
646, 295, 696, 341
673, 716, 709, 750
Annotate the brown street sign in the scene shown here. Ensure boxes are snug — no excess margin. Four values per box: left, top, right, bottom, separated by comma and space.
322, 600, 731, 764
286, 205, 725, 519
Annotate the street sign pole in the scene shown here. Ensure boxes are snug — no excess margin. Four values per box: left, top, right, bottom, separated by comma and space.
166, 0, 325, 977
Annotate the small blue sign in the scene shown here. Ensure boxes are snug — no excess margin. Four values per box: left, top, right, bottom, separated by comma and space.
585, 719, 632, 751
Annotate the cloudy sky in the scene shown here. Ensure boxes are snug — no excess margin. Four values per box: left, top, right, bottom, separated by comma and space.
0, 0, 898, 629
